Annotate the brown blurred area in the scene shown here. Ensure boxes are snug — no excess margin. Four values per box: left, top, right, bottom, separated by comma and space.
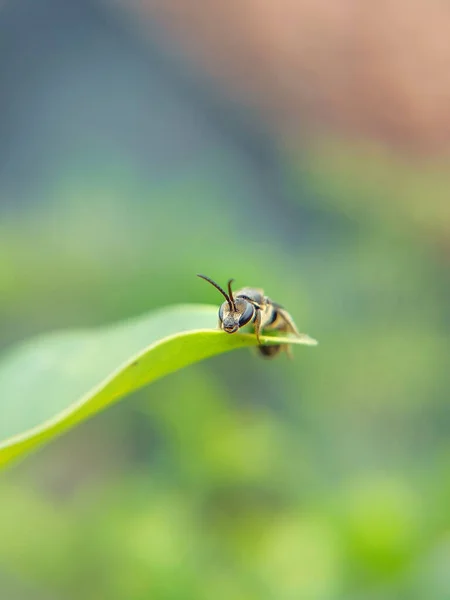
134, 0, 450, 156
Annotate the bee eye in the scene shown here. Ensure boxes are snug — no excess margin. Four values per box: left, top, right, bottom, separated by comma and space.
218, 304, 224, 321
239, 302, 254, 327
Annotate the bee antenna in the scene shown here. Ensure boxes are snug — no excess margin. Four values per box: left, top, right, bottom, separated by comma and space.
197, 274, 233, 310
227, 278, 237, 311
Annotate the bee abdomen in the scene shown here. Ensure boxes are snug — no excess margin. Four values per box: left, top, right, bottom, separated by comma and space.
257, 344, 282, 359
265, 307, 279, 327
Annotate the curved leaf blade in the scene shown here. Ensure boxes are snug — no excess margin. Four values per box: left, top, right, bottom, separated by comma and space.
0, 304, 317, 468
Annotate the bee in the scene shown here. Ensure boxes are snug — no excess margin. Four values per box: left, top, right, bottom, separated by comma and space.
197, 274, 305, 358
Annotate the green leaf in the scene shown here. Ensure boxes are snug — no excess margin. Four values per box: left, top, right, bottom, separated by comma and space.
0, 304, 317, 469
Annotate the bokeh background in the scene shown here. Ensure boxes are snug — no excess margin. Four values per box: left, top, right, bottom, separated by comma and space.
1, 1, 449, 598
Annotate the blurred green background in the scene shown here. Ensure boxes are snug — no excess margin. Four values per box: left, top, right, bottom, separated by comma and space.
0, 1, 449, 599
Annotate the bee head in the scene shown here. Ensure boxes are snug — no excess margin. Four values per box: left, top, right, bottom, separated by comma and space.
197, 274, 255, 334
219, 297, 255, 333
219, 303, 240, 333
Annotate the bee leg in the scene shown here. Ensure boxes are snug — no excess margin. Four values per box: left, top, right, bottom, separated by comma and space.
283, 344, 294, 359
272, 306, 298, 358
253, 308, 262, 344
276, 307, 301, 336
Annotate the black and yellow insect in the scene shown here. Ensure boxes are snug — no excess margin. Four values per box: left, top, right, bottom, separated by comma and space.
197, 274, 304, 358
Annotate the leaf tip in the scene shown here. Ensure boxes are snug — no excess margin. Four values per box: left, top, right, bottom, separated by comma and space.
296, 333, 318, 346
